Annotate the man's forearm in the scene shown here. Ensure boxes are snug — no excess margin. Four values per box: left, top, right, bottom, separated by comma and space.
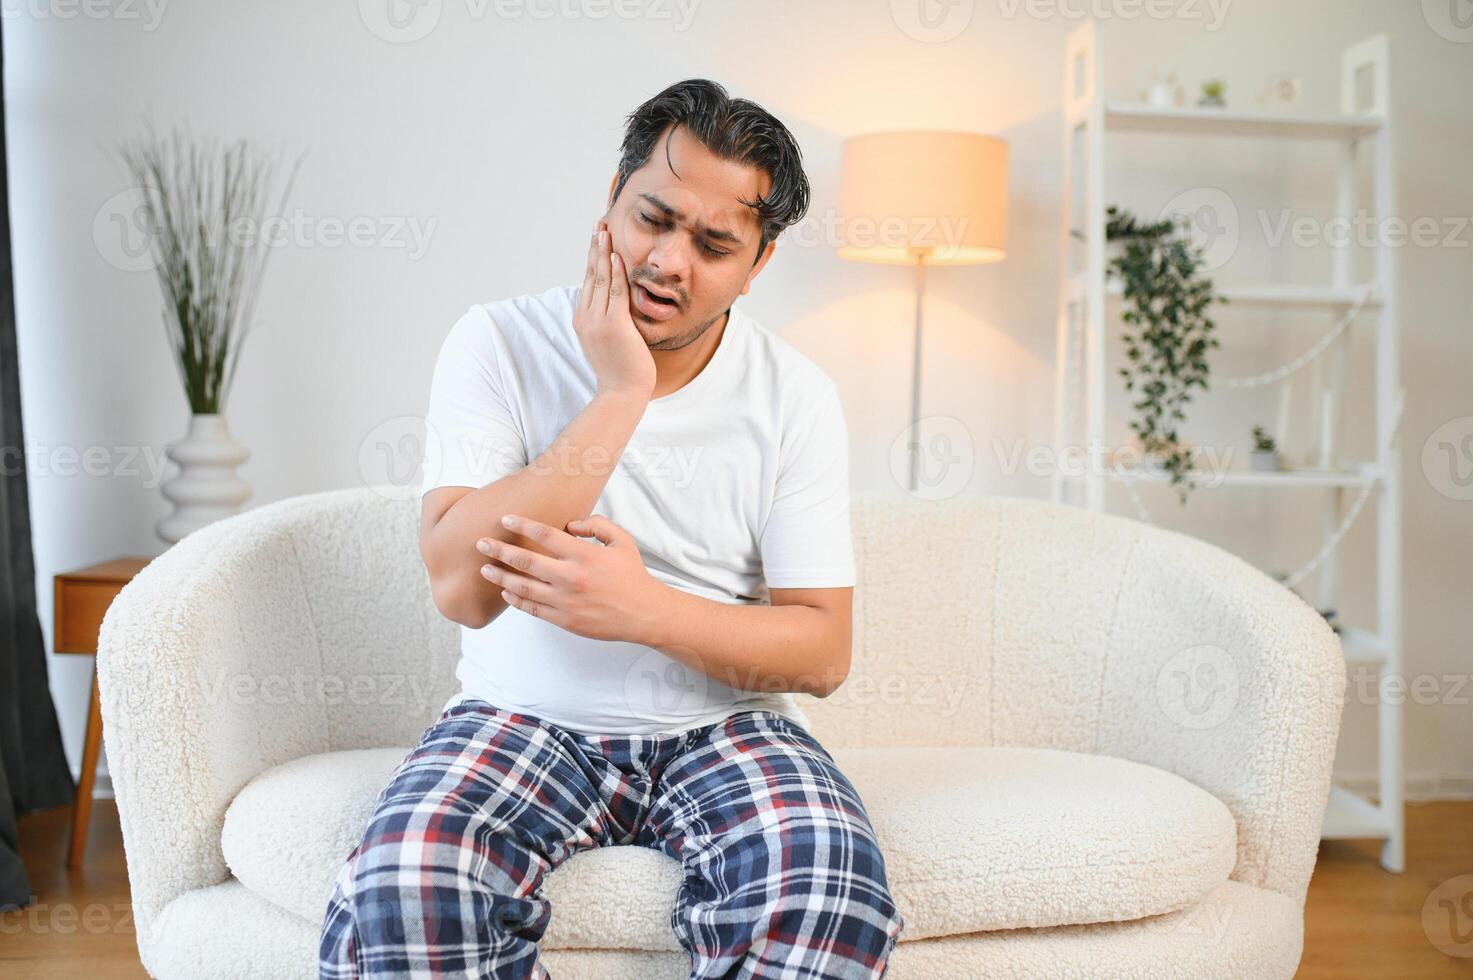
633, 585, 851, 698
424, 389, 647, 626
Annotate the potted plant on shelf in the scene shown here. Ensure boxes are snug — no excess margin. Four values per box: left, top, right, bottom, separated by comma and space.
1100, 205, 1225, 501
117, 122, 301, 544
1250, 425, 1282, 471
1198, 79, 1227, 108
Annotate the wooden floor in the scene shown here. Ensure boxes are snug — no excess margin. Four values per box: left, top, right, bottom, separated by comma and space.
3, 799, 1470, 977
5, 801, 145, 979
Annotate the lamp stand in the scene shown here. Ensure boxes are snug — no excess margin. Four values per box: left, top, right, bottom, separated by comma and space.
908, 252, 928, 493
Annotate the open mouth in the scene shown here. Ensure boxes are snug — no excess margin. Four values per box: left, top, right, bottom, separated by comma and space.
630, 281, 680, 319
636, 282, 674, 306
637, 283, 679, 309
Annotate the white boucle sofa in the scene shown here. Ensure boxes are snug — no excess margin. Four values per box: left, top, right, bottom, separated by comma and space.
96, 488, 1345, 978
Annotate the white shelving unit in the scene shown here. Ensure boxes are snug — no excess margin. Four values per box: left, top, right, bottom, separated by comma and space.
1051, 23, 1405, 872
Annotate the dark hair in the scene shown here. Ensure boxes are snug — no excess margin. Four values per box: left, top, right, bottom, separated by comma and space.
612, 78, 810, 262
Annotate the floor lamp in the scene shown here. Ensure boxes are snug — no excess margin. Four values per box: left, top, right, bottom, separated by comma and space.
836, 131, 1008, 492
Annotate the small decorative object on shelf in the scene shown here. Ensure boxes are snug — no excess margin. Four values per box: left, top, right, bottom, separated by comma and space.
1143, 70, 1184, 108
1250, 425, 1282, 471
1198, 79, 1227, 108
1257, 73, 1303, 110
117, 120, 302, 544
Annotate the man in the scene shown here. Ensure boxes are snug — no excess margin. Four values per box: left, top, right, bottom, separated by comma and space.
320, 78, 904, 979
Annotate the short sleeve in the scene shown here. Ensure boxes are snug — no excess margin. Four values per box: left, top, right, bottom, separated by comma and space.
759, 380, 856, 589
420, 306, 528, 497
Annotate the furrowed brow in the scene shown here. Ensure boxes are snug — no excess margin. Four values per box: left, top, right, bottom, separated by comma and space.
640, 193, 746, 248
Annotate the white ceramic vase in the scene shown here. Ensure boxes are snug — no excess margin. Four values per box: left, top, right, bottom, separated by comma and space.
1250, 449, 1283, 472
156, 413, 251, 544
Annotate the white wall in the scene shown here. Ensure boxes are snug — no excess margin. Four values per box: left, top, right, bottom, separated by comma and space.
6, 0, 1469, 794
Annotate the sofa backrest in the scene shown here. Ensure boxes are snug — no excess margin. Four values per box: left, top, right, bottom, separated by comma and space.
803, 492, 1145, 749
271, 486, 1342, 763
281, 488, 1158, 754
283, 489, 464, 749
281, 489, 1188, 753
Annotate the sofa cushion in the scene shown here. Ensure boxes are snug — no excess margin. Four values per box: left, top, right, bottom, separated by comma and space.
152, 877, 1302, 980
221, 744, 1236, 948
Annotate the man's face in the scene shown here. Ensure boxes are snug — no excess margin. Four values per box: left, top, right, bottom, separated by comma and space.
603, 124, 775, 349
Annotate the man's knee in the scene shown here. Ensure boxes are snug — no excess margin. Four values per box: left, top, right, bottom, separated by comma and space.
321, 807, 549, 974
770, 811, 904, 951
791, 816, 898, 898
717, 810, 899, 912
678, 818, 902, 976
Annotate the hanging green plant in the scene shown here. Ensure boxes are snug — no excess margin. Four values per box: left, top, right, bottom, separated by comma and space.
1104, 204, 1224, 501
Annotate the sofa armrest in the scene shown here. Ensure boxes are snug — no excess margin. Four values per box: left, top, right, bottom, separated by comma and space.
96, 497, 337, 944
1087, 518, 1347, 908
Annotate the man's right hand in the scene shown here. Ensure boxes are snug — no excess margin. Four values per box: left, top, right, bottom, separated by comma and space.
575, 218, 656, 400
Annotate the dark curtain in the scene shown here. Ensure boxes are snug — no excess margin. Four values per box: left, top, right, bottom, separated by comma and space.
0, 15, 76, 909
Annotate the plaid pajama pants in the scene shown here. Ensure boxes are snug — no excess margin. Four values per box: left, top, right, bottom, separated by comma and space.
318, 698, 904, 979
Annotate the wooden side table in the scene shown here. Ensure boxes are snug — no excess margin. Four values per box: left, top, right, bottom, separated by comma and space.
54, 556, 153, 867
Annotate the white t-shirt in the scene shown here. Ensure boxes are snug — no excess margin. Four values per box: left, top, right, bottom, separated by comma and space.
419, 281, 855, 735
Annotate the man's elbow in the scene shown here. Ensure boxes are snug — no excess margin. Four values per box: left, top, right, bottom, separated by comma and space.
805, 646, 851, 698
807, 676, 845, 699
431, 578, 495, 630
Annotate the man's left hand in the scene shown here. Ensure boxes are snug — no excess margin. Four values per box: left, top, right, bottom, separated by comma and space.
477, 513, 663, 643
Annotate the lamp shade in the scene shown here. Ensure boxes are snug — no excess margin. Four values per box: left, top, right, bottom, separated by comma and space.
836, 130, 1008, 266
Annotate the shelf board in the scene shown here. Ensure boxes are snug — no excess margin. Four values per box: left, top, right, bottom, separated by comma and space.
1338, 627, 1390, 666
1217, 284, 1379, 309
1101, 280, 1379, 311
1104, 102, 1383, 141
1321, 786, 1391, 839
1082, 467, 1382, 489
